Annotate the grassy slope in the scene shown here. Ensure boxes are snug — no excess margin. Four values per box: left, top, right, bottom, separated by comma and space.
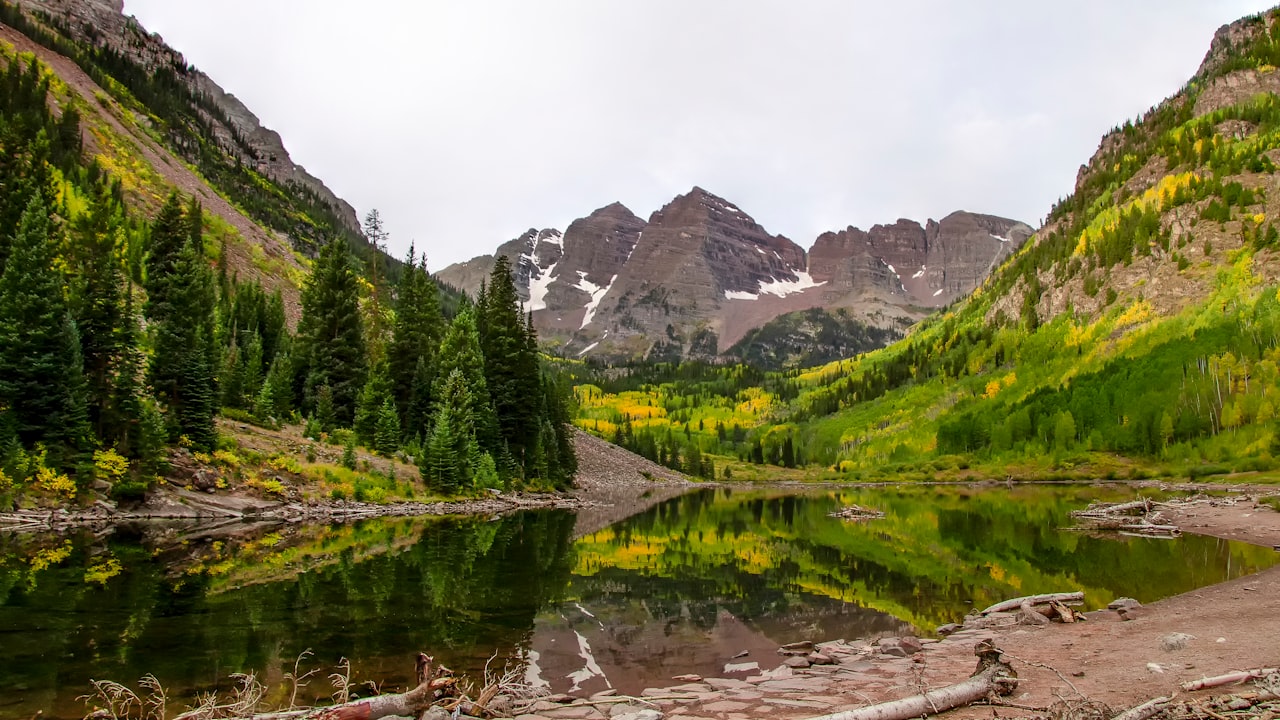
575, 8, 1280, 483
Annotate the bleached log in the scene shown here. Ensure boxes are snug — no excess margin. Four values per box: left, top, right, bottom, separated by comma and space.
1109, 695, 1171, 720
804, 642, 1016, 720
1180, 667, 1280, 691
979, 592, 1083, 616
1071, 499, 1151, 518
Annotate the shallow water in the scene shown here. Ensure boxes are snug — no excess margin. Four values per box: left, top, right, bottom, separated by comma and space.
1, 484, 1275, 718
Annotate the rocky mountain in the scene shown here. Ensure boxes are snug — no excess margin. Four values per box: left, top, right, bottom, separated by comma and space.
17, 0, 361, 235
0, 0, 393, 324
437, 187, 1031, 365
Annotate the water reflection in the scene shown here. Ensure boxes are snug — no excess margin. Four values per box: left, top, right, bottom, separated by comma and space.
1, 485, 1276, 718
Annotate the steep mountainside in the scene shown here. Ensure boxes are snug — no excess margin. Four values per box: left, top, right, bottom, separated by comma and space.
1, 0, 394, 317
571, 6, 1280, 483
438, 187, 1030, 366
793, 6, 1280, 474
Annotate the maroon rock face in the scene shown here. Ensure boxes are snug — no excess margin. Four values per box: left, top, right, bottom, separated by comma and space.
436, 188, 1031, 361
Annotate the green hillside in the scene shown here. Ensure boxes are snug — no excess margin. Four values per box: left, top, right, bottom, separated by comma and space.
575, 8, 1280, 483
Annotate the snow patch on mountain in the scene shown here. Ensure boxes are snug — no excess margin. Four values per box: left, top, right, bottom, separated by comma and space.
577, 271, 616, 329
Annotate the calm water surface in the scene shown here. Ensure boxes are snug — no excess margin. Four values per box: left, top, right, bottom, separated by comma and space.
2, 485, 1276, 719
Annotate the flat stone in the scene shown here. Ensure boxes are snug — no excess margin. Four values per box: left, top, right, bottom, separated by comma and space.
666, 683, 712, 693
880, 646, 909, 657
611, 710, 662, 720
898, 637, 924, 654
608, 705, 646, 718
723, 690, 762, 701
542, 707, 606, 720
758, 678, 832, 693
761, 698, 831, 709
935, 623, 962, 636
514, 714, 547, 720
808, 652, 835, 665
838, 659, 875, 671
1119, 606, 1150, 621
704, 678, 752, 690
780, 640, 815, 651
783, 656, 812, 668
701, 700, 751, 713
671, 674, 702, 682
723, 661, 759, 674
591, 690, 619, 700
1108, 597, 1142, 610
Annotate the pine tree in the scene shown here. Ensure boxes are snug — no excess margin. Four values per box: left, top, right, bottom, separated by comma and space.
298, 236, 366, 426
374, 397, 401, 456
0, 193, 90, 462
353, 362, 393, 447
420, 369, 479, 495
145, 198, 218, 451
388, 248, 445, 432
434, 307, 498, 454
480, 256, 540, 471
69, 186, 126, 441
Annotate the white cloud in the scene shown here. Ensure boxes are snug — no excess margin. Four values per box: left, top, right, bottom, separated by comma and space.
123, 0, 1272, 267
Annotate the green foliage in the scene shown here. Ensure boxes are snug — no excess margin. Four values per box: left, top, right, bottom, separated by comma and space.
297, 236, 366, 427
373, 398, 400, 456
341, 438, 357, 471
0, 194, 90, 467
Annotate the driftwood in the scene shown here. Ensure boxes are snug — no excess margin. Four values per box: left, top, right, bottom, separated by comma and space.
1181, 667, 1280, 691
979, 592, 1084, 616
1068, 498, 1181, 537
1109, 695, 1171, 720
803, 641, 1016, 720
829, 505, 886, 520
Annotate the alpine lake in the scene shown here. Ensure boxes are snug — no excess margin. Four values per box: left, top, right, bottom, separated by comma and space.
2, 484, 1277, 720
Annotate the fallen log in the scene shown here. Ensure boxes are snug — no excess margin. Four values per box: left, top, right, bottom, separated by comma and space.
829, 505, 886, 520
979, 592, 1084, 616
1109, 695, 1171, 720
803, 641, 1016, 720
1071, 499, 1151, 518
1181, 667, 1280, 692
1049, 600, 1079, 623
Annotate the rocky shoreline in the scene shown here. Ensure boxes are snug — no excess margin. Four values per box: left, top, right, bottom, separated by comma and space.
482, 491, 1280, 720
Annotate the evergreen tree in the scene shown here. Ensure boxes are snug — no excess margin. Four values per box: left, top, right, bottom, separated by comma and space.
420, 369, 479, 495
434, 307, 498, 454
374, 397, 401, 456
480, 256, 540, 470
298, 236, 366, 426
388, 248, 445, 432
68, 186, 127, 441
0, 194, 90, 462
353, 361, 393, 447
145, 199, 218, 451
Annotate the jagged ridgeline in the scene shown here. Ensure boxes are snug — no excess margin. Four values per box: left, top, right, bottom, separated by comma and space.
574, 8, 1280, 480
0, 3, 573, 505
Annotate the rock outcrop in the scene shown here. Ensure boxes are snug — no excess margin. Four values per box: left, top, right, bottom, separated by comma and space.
15, 0, 362, 236
439, 188, 1031, 362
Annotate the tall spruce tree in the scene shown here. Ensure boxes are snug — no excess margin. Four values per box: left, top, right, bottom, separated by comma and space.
0, 193, 90, 461
388, 248, 445, 435
479, 256, 540, 472
68, 185, 127, 441
434, 307, 499, 455
145, 197, 218, 451
298, 236, 367, 426
420, 368, 480, 495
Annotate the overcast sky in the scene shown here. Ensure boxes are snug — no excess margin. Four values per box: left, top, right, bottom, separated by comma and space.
123, 1, 1271, 269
